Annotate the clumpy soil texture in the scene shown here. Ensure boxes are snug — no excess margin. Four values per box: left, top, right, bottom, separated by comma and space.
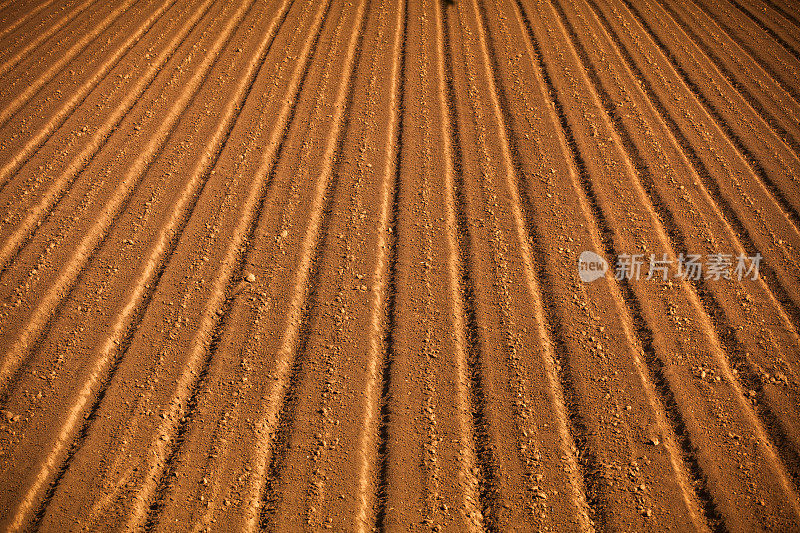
0, 0, 799, 531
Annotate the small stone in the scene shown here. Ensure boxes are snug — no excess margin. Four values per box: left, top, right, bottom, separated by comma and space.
648, 436, 660, 446
245, 273, 256, 283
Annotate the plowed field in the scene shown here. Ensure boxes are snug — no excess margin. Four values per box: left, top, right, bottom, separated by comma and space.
1, 0, 799, 530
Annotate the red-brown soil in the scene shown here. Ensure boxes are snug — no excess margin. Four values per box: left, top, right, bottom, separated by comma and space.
0, 0, 799, 531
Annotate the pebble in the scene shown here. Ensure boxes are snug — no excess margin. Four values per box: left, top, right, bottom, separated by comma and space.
245, 273, 256, 283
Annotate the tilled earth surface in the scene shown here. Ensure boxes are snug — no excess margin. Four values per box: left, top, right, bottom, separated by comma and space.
1, 0, 800, 531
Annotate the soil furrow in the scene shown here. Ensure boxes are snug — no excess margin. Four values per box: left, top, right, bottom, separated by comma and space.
0, 0, 179, 189
0, 0, 147, 128
581, 0, 800, 333
184, 1, 366, 528
92, 3, 299, 529
617, 0, 800, 235
594, 0, 798, 324
519, 3, 722, 526
0, 0, 220, 267
724, 0, 800, 64
0, 0, 252, 397
607, 0, 800, 316
73, 0, 335, 528
0, 0, 210, 198
663, 0, 800, 156
440, 5, 498, 529
353, 0, 405, 529
433, 0, 483, 529
373, 124, 401, 532
683, 0, 800, 110
124, 0, 340, 527
2, 0, 800, 530
488, 3, 710, 531
256, 2, 369, 529
456, 0, 615, 528
0, 0, 291, 527
581, 0, 800, 462
0, 0, 56, 44
0, 0, 240, 411
0, 0, 98, 78
532, 0, 800, 528
516, 2, 714, 524
759, 0, 800, 30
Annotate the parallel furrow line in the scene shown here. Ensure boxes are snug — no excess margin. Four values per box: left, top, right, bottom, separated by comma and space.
685, 0, 800, 110
500, 1, 710, 525
0, 0, 180, 195
614, 0, 800, 329
0, 0, 219, 273
140, 0, 340, 527
0, 0, 98, 78
514, 0, 722, 529
104, 2, 306, 529
724, 0, 800, 63
0, 0, 56, 44
661, 0, 800, 153
372, 112, 401, 533
2, 0, 273, 527
257, 4, 369, 530
117, 4, 298, 530
434, 0, 484, 529
759, 0, 800, 31
618, 0, 800, 250
140, 288, 233, 532
250, 2, 353, 527
354, 0, 405, 530
470, 0, 607, 528
585, 0, 800, 366
471, 0, 606, 525
258, 181, 340, 532
440, 3, 499, 529
0, 0, 157, 129
561, 0, 800, 504
510, 0, 711, 528
70, 0, 313, 524
0, 0, 233, 395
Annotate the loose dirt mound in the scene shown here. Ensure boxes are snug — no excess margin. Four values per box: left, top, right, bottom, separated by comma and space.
0, 0, 799, 530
